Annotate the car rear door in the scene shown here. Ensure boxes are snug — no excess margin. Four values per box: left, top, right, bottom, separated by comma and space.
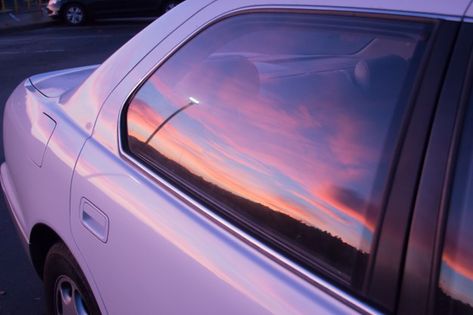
68, 1, 464, 314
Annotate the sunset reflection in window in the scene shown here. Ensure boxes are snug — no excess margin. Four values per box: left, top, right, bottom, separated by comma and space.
125, 13, 430, 284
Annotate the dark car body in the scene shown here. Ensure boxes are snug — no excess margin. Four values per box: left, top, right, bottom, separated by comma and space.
47, 0, 181, 24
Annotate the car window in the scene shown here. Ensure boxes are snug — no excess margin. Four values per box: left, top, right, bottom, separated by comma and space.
123, 12, 430, 289
435, 96, 473, 315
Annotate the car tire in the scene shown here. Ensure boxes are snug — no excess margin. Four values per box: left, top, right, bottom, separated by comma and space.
63, 3, 86, 26
44, 242, 101, 315
162, 1, 180, 14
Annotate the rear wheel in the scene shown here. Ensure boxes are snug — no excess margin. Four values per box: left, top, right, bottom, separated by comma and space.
44, 243, 101, 315
63, 4, 86, 26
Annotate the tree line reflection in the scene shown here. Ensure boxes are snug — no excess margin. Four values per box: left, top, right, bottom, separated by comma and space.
128, 135, 369, 280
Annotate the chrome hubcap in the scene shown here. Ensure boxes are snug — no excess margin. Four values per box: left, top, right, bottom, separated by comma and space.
55, 276, 88, 315
66, 7, 83, 24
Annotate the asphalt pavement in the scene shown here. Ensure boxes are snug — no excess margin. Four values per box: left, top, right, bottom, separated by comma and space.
0, 20, 150, 314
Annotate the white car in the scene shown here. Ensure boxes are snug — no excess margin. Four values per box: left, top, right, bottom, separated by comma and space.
2, 0, 473, 314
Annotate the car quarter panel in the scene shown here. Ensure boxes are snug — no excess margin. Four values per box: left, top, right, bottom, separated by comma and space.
2, 79, 109, 312
3, 81, 78, 241
68, 1, 432, 314
29, 65, 99, 98
59, 0, 216, 134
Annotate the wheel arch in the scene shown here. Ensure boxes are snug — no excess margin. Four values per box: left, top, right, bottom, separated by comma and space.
29, 223, 108, 313
29, 223, 63, 279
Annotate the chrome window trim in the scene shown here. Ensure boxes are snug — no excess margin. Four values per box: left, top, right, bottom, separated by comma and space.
220, 4, 462, 22
118, 150, 381, 315
111, 5, 441, 314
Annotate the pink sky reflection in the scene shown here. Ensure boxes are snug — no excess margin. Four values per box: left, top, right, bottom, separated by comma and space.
126, 60, 397, 253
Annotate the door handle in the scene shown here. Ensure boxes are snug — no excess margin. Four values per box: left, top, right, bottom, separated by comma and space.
80, 198, 109, 243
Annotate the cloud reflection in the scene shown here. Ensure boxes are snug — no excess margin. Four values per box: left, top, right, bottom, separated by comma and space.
126, 13, 423, 271
127, 63, 394, 254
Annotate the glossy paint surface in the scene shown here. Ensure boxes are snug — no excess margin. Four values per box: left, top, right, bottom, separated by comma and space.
71, 136, 364, 314
2, 78, 104, 309
465, 2, 473, 19
2, 1, 472, 315
60, 0, 215, 134
29, 65, 98, 98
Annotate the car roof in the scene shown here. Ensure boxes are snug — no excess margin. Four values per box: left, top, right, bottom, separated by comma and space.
65, 0, 473, 136
213, 0, 473, 20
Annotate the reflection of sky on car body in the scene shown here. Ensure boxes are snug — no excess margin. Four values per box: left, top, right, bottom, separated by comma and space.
75, 149, 350, 315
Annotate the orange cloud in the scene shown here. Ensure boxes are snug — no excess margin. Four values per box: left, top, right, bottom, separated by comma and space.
442, 251, 473, 283
316, 185, 375, 232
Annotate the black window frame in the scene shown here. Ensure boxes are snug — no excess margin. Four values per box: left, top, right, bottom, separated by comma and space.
117, 8, 454, 313
398, 22, 473, 315
368, 19, 460, 311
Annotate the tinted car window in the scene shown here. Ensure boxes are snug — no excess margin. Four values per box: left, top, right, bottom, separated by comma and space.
436, 98, 473, 314
124, 13, 430, 288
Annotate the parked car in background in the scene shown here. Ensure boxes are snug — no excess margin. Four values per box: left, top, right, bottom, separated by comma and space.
3, 0, 473, 314
47, 0, 183, 25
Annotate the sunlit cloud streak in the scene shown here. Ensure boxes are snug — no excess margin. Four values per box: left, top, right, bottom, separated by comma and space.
126, 61, 393, 252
